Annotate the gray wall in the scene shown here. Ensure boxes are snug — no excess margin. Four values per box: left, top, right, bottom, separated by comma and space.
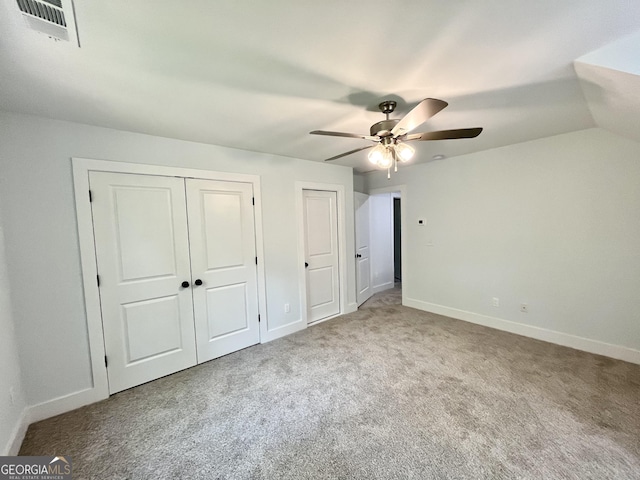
353, 173, 366, 194
0, 202, 26, 454
366, 128, 640, 354
0, 112, 356, 408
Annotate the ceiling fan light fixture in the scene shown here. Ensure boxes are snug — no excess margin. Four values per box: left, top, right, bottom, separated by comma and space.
377, 147, 393, 169
395, 142, 415, 162
368, 144, 387, 165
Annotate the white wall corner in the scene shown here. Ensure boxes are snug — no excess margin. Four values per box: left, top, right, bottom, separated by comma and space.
5, 386, 105, 455
405, 298, 640, 365
4, 407, 29, 456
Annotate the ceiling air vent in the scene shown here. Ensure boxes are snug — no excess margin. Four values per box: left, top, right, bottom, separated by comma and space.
15, 0, 79, 45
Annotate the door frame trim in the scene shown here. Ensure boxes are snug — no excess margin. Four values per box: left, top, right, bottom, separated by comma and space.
72, 157, 268, 400
295, 182, 347, 325
368, 185, 407, 306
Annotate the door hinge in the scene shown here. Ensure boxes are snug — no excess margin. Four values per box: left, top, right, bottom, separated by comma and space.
96, 275, 100, 287
89, 190, 93, 202
252, 197, 255, 206
255, 256, 258, 265
258, 314, 261, 323
104, 356, 108, 368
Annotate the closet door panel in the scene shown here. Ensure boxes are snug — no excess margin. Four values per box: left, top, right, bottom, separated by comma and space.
186, 179, 260, 363
90, 172, 197, 394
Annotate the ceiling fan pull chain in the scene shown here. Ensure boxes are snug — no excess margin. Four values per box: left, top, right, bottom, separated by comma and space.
387, 167, 391, 179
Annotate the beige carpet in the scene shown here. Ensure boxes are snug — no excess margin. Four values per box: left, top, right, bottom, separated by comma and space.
20, 287, 640, 479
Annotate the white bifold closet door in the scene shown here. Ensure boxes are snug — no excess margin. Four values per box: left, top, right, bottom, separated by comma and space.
185, 179, 259, 364
90, 172, 259, 394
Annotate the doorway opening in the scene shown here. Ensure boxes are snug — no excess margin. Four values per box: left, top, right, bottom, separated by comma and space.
357, 187, 405, 309
393, 196, 402, 285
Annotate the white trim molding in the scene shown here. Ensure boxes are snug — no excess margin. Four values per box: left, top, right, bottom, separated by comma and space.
260, 319, 305, 343
5, 385, 103, 455
372, 282, 395, 295
27, 387, 104, 424
5, 408, 28, 456
345, 302, 358, 314
405, 297, 640, 365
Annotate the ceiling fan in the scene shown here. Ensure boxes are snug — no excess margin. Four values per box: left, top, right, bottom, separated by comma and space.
310, 98, 483, 177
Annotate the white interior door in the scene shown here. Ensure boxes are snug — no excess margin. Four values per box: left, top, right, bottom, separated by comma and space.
186, 179, 260, 363
303, 190, 340, 323
90, 172, 197, 394
355, 192, 372, 306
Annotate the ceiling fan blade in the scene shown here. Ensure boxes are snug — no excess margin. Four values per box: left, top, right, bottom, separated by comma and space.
324, 145, 374, 162
391, 98, 448, 136
406, 127, 483, 141
310, 130, 379, 141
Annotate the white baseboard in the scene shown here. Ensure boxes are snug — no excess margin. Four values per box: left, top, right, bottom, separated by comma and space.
307, 312, 344, 327
5, 385, 107, 454
345, 302, 358, 314
372, 282, 394, 295
404, 298, 640, 365
4, 407, 29, 455
27, 386, 108, 425
262, 318, 306, 343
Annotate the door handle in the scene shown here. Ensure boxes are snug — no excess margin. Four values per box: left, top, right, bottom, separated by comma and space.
181, 281, 190, 288
194, 279, 203, 286
356, 254, 362, 258
305, 262, 309, 268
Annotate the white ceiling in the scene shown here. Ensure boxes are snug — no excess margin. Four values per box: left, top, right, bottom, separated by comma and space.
1, 1, 639, 171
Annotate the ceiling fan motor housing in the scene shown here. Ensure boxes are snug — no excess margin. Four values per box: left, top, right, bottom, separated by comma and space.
378, 100, 397, 115
370, 119, 399, 137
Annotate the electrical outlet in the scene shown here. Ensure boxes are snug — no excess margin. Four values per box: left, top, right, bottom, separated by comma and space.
520, 303, 528, 313
284, 303, 290, 314
492, 297, 500, 307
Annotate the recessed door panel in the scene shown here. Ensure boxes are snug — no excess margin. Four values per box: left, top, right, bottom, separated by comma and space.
308, 266, 335, 307
357, 259, 370, 295
90, 171, 197, 394
306, 197, 333, 256
202, 191, 245, 270
123, 295, 182, 363
114, 187, 177, 282
187, 179, 260, 363
206, 283, 249, 339
303, 190, 340, 323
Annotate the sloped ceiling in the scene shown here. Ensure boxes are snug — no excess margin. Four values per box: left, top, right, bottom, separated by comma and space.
1, 1, 639, 171
575, 32, 640, 144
